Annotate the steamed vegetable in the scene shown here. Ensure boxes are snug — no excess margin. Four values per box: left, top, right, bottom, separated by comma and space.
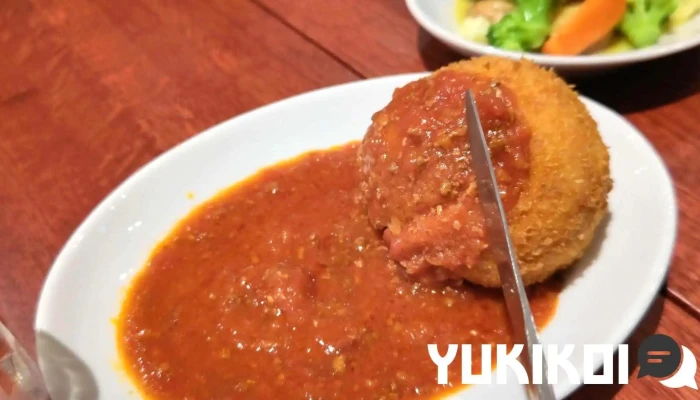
454, 0, 473, 21
619, 0, 678, 48
551, 3, 584, 33
486, 0, 554, 51
669, 0, 700, 29
598, 36, 635, 53
459, 16, 492, 42
542, 0, 627, 55
457, 0, 696, 54
469, 0, 515, 23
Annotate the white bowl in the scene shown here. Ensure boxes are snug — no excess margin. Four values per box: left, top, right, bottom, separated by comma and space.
406, 0, 700, 75
35, 74, 677, 399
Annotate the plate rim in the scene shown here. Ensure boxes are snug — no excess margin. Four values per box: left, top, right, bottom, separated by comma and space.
405, 0, 700, 67
34, 73, 679, 399
553, 97, 679, 398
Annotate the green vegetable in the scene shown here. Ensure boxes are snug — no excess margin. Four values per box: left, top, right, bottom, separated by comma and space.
619, 0, 678, 48
486, 0, 554, 52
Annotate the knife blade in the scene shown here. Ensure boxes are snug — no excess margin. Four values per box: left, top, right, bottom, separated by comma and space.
464, 90, 556, 400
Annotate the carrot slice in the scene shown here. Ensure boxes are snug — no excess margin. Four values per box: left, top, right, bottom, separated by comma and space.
542, 0, 627, 55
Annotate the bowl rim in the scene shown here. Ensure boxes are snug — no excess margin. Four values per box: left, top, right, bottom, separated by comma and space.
406, 0, 700, 67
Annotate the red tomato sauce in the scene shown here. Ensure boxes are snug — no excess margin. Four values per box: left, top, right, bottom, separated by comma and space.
117, 143, 559, 400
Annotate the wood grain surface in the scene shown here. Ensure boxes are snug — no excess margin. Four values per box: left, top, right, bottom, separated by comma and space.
0, 0, 356, 350
1, 0, 699, 399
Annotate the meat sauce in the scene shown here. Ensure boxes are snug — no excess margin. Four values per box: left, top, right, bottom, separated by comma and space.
359, 70, 530, 279
118, 144, 560, 400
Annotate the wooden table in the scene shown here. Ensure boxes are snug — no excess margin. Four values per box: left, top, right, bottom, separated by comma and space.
1, 1, 699, 398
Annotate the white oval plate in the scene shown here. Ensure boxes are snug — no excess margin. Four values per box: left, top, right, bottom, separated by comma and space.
35, 74, 677, 400
406, 0, 700, 75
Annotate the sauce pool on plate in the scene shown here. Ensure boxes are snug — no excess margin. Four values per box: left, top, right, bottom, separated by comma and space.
117, 143, 560, 399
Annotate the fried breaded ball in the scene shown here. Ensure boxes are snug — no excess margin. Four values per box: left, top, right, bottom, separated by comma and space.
359, 56, 611, 287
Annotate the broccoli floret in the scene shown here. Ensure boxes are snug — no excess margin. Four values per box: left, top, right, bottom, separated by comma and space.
486, 0, 554, 52
619, 0, 678, 48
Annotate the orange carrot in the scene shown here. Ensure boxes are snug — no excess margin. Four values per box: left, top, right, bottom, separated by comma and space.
542, 0, 627, 55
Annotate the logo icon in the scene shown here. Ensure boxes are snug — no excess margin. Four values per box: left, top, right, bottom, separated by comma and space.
637, 334, 697, 390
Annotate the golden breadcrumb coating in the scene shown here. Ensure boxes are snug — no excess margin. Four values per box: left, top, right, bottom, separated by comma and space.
362, 55, 612, 287
444, 56, 611, 286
